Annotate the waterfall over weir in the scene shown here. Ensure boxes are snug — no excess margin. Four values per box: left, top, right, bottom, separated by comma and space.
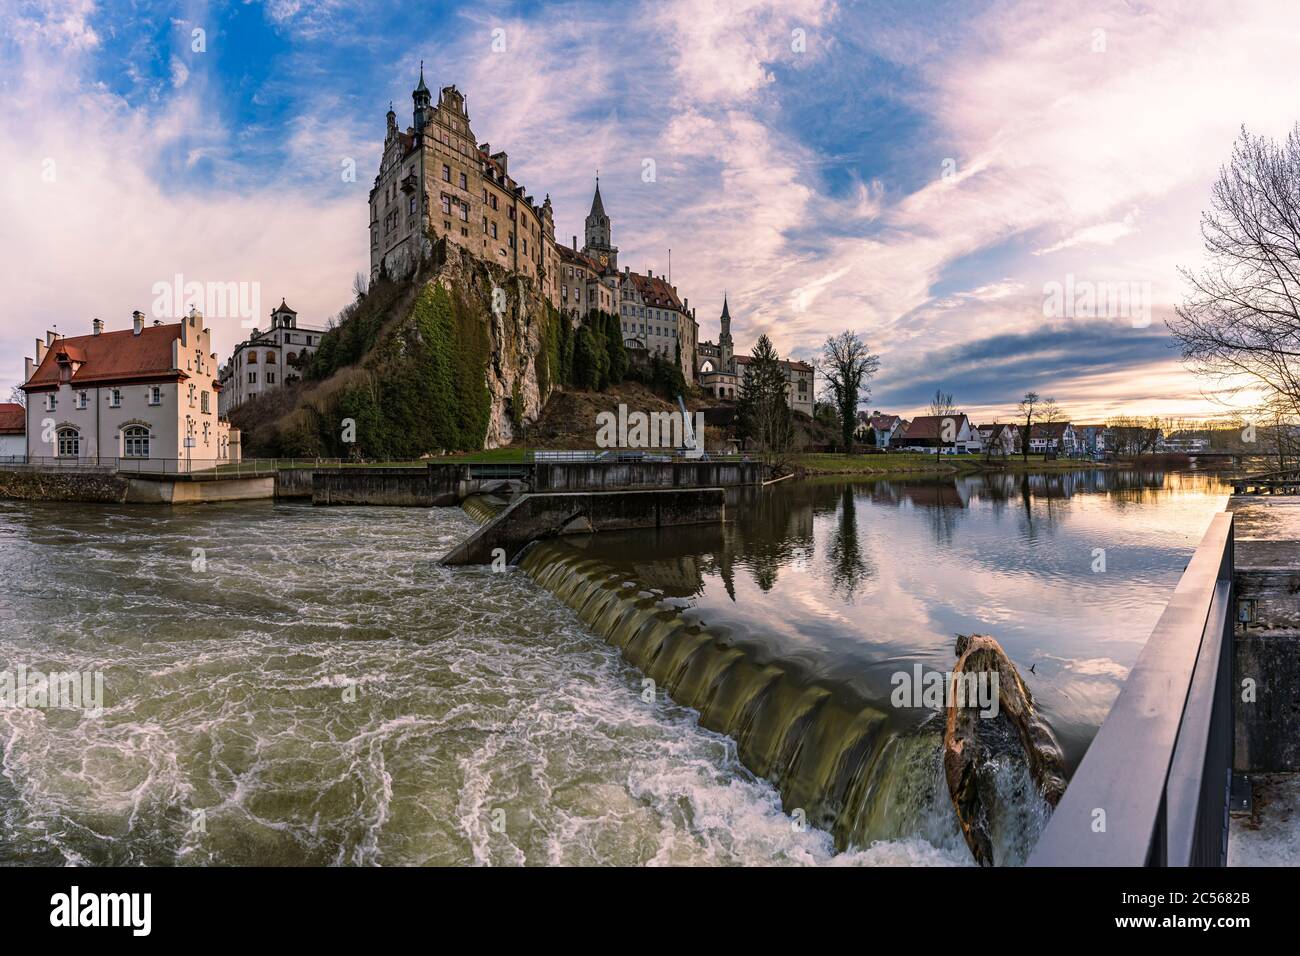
461, 496, 1053, 863
515, 538, 965, 852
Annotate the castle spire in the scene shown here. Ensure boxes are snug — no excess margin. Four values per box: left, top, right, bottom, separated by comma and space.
588, 173, 606, 219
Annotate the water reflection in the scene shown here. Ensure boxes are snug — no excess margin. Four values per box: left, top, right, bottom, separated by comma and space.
568, 469, 1231, 771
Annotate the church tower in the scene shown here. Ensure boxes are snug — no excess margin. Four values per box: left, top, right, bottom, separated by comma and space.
582, 176, 618, 273
719, 295, 734, 372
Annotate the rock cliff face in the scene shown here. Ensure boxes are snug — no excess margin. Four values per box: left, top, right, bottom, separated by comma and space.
232, 239, 560, 457
441, 243, 550, 448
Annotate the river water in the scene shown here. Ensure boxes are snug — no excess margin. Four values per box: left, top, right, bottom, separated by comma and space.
0, 468, 1229, 865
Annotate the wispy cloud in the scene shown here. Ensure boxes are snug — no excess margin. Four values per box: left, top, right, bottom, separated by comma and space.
3, 0, 1299, 424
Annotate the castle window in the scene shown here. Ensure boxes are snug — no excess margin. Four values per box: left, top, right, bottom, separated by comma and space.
490, 195, 497, 210
57, 427, 80, 458
247, 352, 257, 364
459, 204, 469, 222
248, 372, 256, 384
441, 196, 451, 215
442, 165, 451, 182
77, 391, 88, 409
459, 172, 467, 190
490, 222, 497, 239
148, 386, 161, 406
123, 425, 150, 459
45, 394, 56, 411
109, 388, 122, 408
201, 391, 210, 414
266, 352, 277, 363
482, 216, 488, 233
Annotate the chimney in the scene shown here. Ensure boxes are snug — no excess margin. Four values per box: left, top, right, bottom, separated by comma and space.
572, 235, 577, 250
92, 317, 104, 336
153, 319, 162, 327
132, 311, 144, 336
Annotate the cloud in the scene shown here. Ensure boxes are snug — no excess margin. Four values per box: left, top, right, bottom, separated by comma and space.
6, 0, 1300, 425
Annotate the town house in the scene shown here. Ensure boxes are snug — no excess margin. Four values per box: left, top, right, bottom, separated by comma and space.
21, 309, 239, 466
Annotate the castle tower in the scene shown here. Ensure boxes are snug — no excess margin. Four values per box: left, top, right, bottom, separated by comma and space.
719, 295, 733, 372
582, 176, 618, 272
412, 62, 432, 131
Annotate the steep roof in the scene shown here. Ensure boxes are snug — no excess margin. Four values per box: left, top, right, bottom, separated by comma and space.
0, 403, 24, 435
558, 244, 602, 272
273, 298, 297, 315
22, 325, 182, 390
1030, 422, 1072, 439
904, 414, 971, 440
628, 272, 684, 311
588, 179, 606, 219
720, 295, 731, 320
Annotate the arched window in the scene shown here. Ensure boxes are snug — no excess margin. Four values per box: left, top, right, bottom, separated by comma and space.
286, 351, 298, 366
57, 427, 80, 458
266, 352, 277, 364
123, 425, 150, 459
701, 360, 714, 374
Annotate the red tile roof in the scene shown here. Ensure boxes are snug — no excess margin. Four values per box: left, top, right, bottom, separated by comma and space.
0, 403, 24, 435
22, 326, 183, 391
628, 272, 684, 311
558, 244, 602, 272
1030, 422, 1072, 439
904, 414, 971, 440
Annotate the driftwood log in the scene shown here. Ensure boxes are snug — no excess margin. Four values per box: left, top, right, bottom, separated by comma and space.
943, 633, 1067, 866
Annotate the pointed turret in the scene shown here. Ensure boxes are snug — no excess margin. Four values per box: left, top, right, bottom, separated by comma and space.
582, 174, 617, 271
412, 61, 432, 130
719, 295, 733, 371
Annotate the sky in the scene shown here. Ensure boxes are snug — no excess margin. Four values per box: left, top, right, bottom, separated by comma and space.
2, 0, 1298, 422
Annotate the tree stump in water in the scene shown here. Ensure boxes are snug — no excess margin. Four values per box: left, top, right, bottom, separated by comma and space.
943, 633, 1066, 866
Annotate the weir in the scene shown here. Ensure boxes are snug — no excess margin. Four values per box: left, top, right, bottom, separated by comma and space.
451, 497, 1046, 860
441, 489, 726, 565
514, 538, 966, 852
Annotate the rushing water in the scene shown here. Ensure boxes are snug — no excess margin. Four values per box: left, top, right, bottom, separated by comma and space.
0, 468, 1229, 865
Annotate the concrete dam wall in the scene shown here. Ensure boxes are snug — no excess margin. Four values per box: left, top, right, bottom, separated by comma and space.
440, 488, 726, 565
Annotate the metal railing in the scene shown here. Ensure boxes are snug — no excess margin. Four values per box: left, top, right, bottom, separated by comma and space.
1029, 512, 1235, 866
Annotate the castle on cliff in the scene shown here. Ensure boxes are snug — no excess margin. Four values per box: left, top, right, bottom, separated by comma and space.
368, 67, 811, 404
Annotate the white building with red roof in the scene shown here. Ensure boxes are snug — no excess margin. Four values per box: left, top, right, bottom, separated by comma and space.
20, 309, 239, 466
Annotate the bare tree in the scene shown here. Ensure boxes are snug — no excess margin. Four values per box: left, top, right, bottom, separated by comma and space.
1017, 391, 1058, 462
8, 385, 25, 408
928, 389, 958, 454
929, 389, 955, 418
352, 271, 370, 302
1170, 125, 1300, 418
818, 331, 880, 453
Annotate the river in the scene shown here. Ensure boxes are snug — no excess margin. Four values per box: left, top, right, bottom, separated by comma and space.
0, 467, 1230, 865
